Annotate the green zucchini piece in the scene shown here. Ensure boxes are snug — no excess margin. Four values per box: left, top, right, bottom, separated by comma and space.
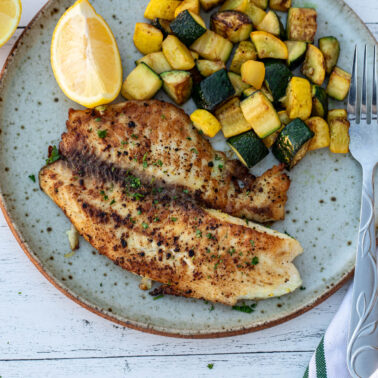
210, 11, 252, 43
191, 30, 233, 62
227, 130, 269, 168
215, 97, 252, 137
272, 118, 314, 169
301, 44, 326, 85
228, 72, 251, 96
170, 10, 207, 46
136, 52, 172, 74
285, 40, 307, 69
240, 90, 281, 138
121, 63, 162, 100
199, 0, 226, 11
242, 85, 273, 102
192, 69, 235, 111
319, 36, 340, 74
244, 3, 266, 27
151, 18, 172, 38
161, 70, 193, 105
286, 8, 317, 43
264, 61, 293, 103
196, 60, 226, 77
256, 10, 285, 39
311, 85, 328, 118
326, 66, 351, 101
229, 41, 257, 74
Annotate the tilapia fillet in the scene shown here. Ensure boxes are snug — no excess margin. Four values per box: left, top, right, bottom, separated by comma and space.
40, 161, 302, 306
60, 100, 290, 223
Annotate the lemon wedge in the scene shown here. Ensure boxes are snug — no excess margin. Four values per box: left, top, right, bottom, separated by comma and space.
51, 0, 122, 107
0, 0, 22, 48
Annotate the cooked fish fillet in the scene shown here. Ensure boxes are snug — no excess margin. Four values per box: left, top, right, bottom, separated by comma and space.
39, 160, 302, 306
59, 100, 290, 223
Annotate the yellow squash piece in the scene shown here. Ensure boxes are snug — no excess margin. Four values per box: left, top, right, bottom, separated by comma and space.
327, 110, 350, 153
220, 0, 248, 12
245, 3, 266, 27
263, 125, 284, 148
0, 0, 22, 47
162, 35, 196, 70
305, 117, 330, 151
175, 0, 200, 16
285, 77, 312, 120
190, 109, 221, 137
326, 67, 351, 101
241, 60, 265, 89
133, 23, 163, 55
144, 0, 181, 20
278, 110, 290, 125
269, 0, 291, 11
250, 31, 288, 59
50, 0, 122, 108
136, 52, 172, 74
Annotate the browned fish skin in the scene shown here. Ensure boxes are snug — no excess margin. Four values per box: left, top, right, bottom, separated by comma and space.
59, 100, 290, 223
39, 161, 302, 306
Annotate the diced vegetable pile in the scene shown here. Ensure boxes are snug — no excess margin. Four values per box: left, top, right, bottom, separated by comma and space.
122, 0, 352, 170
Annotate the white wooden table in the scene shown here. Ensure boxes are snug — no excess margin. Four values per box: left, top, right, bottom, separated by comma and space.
0, 1, 377, 377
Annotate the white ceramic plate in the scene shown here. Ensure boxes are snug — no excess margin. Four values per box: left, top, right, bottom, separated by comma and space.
0, 0, 376, 337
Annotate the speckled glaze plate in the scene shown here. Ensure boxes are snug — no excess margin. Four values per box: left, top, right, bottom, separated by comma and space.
0, 0, 377, 338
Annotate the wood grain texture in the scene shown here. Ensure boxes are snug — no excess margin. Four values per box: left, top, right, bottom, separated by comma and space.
0, 0, 377, 377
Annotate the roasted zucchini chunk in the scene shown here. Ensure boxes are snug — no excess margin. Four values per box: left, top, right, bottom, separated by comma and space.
199, 0, 226, 11
227, 130, 269, 168
269, 0, 291, 12
305, 117, 330, 150
285, 40, 307, 69
196, 60, 226, 77
174, 0, 200, 17
210, 11, 252, 43
170, 10, 207, 46
151, 18, 172, 38
133, 23, 164, 55
256, 10, 285, 39
190, 109, 222, 137
319, 36, 340, 74
301, 44, 326, 85
121, 63, 162, 100
311, 85, 328, 118
144, 0, 182, 21
243, 85, 273, 101
250, 0, 268, 9
285, 77, 312, 120
220, 0, 248, 12
215, 97, 253, 137
327, 110, 350, 153
162, 35, 196, 70
241, 60, 265, 89
191, 30, 233, 62
228, 72, 251, 96
192, 69, 235, 111
326, 66, 351, 101
161, 70, 193, 105
286, 8, 317, 43
240, 90, 281, 138
262, 124, 284, 148
136, 52, 172, 74
230, 41, 257, 74
244, 3, 266, 27
264, 61, 293, 103
251, 31, 288, 60
272, 118, 314, 169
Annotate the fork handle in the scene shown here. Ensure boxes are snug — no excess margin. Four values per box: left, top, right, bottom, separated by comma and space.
347, 164, 378, 378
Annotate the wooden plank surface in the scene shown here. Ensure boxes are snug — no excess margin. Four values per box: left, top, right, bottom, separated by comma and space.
0, 0, 377, 377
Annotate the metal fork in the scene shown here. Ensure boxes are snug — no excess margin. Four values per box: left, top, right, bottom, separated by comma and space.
347, 45, 378, 378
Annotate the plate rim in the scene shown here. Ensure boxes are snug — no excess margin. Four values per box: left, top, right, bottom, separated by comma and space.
0, 0, 375, 338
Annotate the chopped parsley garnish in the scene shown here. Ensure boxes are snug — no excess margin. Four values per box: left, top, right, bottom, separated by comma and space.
161, 114, 166, 120
28, 174, 36, 183
153, 217, 160, 222
232, 303, 256, 313
228, 247, 235, 256
95, 117, 102, 122
207, 364, 214, 370
206, 233, 214, 240
97, 129, 107, 138
196, 229, 202, 238
153, 200, 159, 205
153, 160, 163, 167
46, 146, 61, 165
218, 164, 224, 170
250, 240, 255, 247
171, 217, 178, 222
137, 210, 142, 215
214, 155, 221, 161
100, 190, 109, 201
143, 153, 148, 168
133, 192, 144, 200
209, 305, 214, 311
251, 256, 259, 265
190, 148, 198, 154
142, 222, 149, 229
110, 199, 116, 205
206, 249, 211, 253
186, 137, 192, 141
245, 218, 249, 225
128, 176, 141, 189
214, 262, 219, 270
131, 134, 138, 139
153, 294, 164, 300
121, 140, 128, 145
183, 189, 189, 194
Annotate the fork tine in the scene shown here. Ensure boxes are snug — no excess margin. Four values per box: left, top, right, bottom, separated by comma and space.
347, 45, 358, 120
373, 45, 377, 122
361, 45, 367, 121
